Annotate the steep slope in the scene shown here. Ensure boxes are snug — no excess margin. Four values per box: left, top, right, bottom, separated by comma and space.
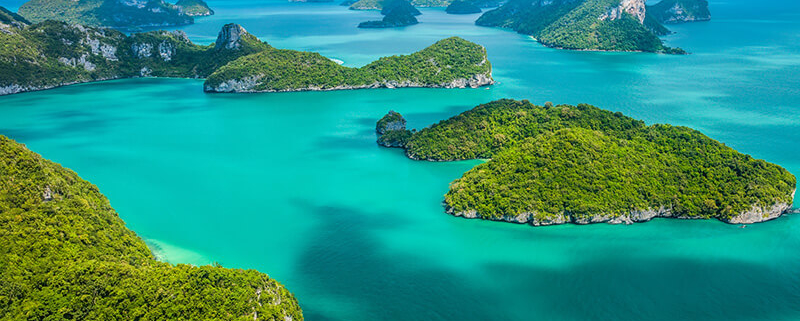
0, 135, 303, 320
648, 0, 710, 24
476, 0, 684, 53
377, 100, 797, 226
204, 37, 493, 92
359, 0, 421, 28
18, 0, 193, 30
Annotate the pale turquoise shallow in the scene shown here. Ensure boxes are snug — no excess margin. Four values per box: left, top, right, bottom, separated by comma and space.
1, 0, 800, 320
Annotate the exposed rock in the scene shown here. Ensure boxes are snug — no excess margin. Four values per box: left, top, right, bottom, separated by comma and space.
132, 42, 154, 58
647, 0, 711, 24
58, 54, 97, 71
215, 23, 248, 50
600, 0, 645, 24
376, 111, 407, 135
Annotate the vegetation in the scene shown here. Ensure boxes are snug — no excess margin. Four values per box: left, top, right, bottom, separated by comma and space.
176, 0, 215, 17
0, 135, 303, 320
379, 99, 796, 223
359, 0, 420, 28
446, 1, 482, 14
476, 0, 685, 53
0, 21, 270, 94
648, 0, 711, 24
376, 111, 412, 147
205, 37, 492, 92
0, 6, 30, 27
18, 0, 193, 30
349, 0, 451, 10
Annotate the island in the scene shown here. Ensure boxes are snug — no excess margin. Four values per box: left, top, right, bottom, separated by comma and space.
648, 0, 711, 24
0, 135, 304, 320
446, 1, 482, 14
476, 0, 687, 53
176, 0, 215, 17
349, 0, 451, 10
376, 99, 797, 226
0, 13, 492, 95
204, 37, 493, 92
359, 0, 421, 28
17, 0, 198, 30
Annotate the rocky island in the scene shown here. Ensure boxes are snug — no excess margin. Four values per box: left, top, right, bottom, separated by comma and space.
204, 37, 493, 93
358, 0, 421, 28
0, 135, 304, 320
476, 0, 687, 53
18, 0, 199, 30
377, 99, 797, 226
648, 0, 710, 24
0, 13, 491, 95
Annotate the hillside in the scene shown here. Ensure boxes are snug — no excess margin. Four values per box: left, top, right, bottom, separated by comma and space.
377, 99, 797, 225
176, 0, 215, 17
204, 37, 493, 92
476, 0, 685, 53
0, 135, 303, 320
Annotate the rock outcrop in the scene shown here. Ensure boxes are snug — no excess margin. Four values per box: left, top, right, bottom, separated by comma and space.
376, 111, 412, 147
215, 23, 249, 50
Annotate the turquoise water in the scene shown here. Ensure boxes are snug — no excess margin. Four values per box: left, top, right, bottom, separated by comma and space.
2, 0, 800, 320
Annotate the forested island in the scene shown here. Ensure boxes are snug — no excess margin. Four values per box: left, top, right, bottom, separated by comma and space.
377, 100, 797, 226
476, 0, 691, 53
0, 12, 492, 95
358, 0, 421, 28
648, 0, 710, 24
0, 135, 303, 320
204, 37, 493, 92
446, 1, 482, 14
349, 0, 451, 10
17, 0, 209, 30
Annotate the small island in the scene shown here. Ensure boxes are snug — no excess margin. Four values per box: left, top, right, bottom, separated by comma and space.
18, 0, 198, 30
377, 99, 797, 226
349, 0, 451, 10
647, 0, 711, 24
359, 0, 421, 28
176, 0, 215, 17
446, 1, 482, 14
476, 0, 687, 53
204, 37, 493, 93
0, 135, 304, 320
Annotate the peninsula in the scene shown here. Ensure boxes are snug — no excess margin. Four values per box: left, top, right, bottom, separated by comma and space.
377, 100, 797, 226
0, 135, 303, 320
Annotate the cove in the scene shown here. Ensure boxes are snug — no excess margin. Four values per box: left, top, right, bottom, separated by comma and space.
1, 0, 800, 320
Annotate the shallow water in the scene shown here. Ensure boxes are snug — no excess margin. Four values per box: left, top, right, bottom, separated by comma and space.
1, 0, 800, 320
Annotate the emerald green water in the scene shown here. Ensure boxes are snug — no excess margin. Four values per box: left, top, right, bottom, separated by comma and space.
2, 0, 800, 320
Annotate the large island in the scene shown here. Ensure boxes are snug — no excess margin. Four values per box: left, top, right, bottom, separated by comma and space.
0, 11, 493, 95
0, 135, 303, 320
476, 0, 688, 53
17, 0, 203, 30
377, 99, 797, 226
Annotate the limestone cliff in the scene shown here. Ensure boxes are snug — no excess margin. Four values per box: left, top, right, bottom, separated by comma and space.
647, 0, 711, 24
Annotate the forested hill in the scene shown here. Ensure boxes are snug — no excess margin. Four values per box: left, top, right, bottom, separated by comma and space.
0, 135, 303, 320
18, 0, 196, 30
475, 0, 686, 53
376, 99, 796, 226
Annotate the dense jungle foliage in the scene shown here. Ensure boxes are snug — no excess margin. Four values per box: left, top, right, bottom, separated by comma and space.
204, 37, 491, 91
381, 99, 796, 221
18, 0, 193, 30
0, 135, 303, 320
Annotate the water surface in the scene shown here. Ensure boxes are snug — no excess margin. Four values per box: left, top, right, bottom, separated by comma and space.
1, 1, 800, 320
